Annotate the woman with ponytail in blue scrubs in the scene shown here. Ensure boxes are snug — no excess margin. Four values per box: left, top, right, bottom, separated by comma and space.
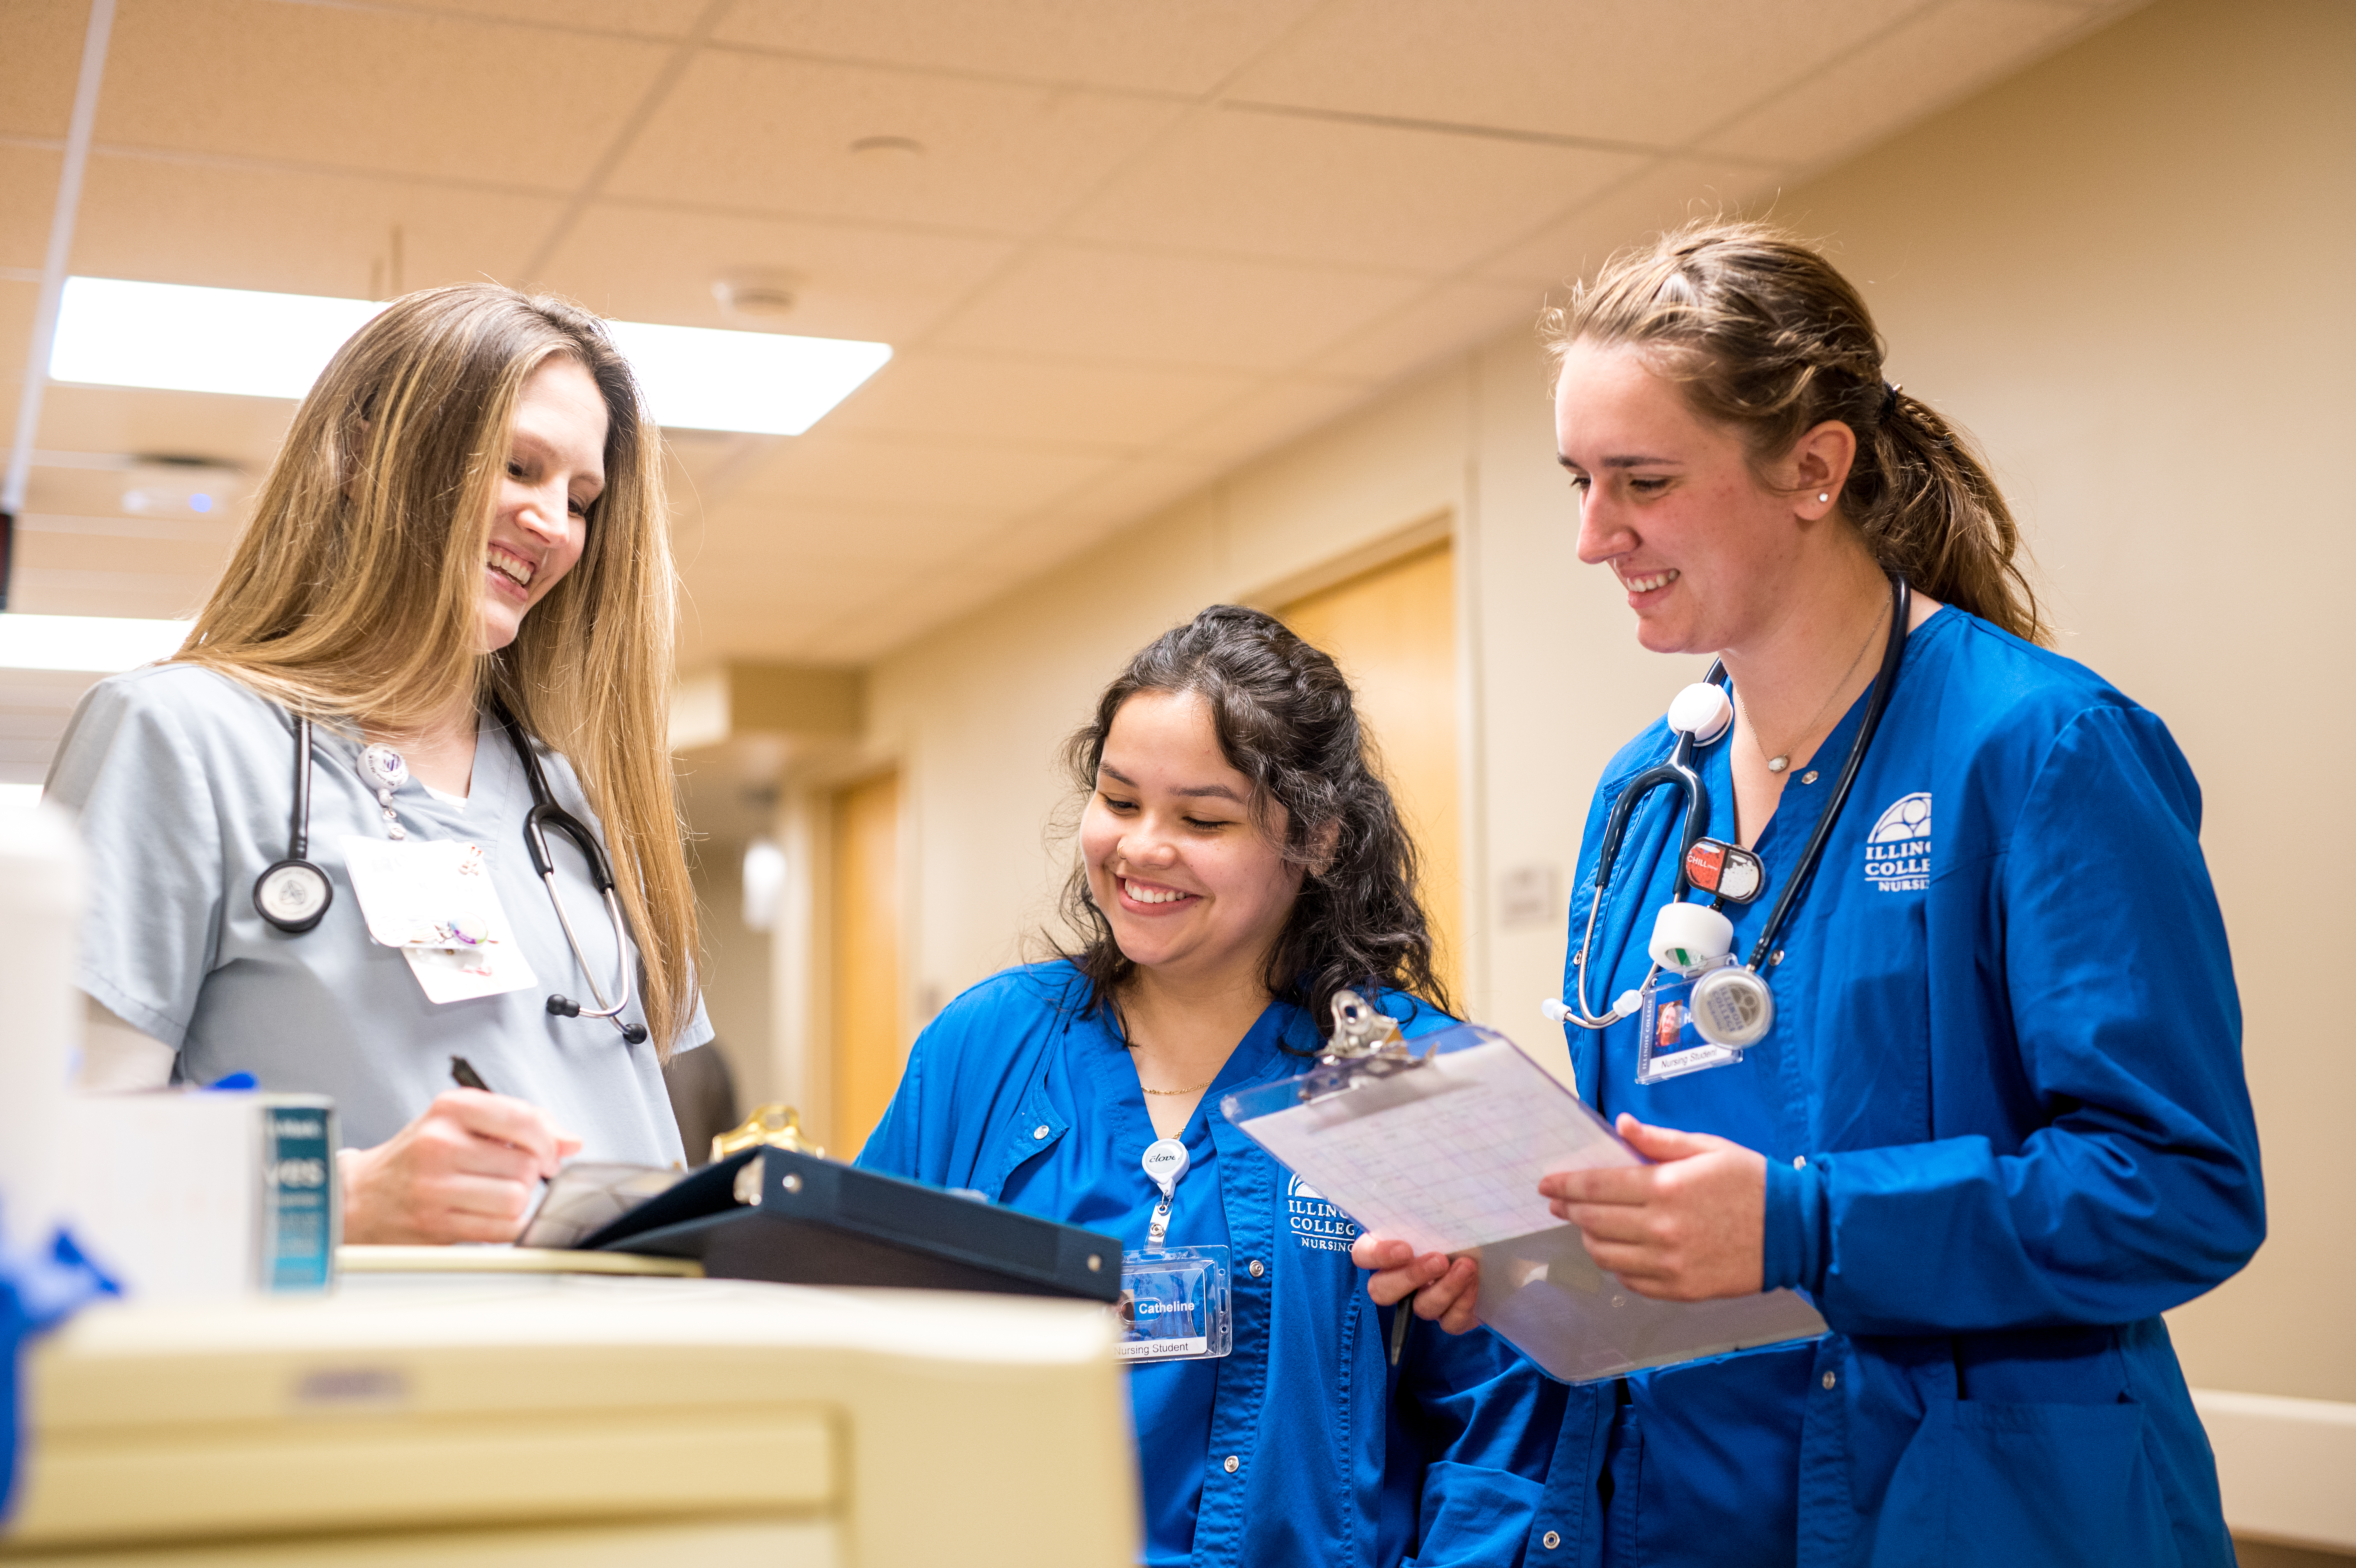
860, 606, 1556, 1567
1358, 223, 2264, 1566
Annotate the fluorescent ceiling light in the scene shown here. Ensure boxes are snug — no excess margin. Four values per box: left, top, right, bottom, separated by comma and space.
48, 277, 891, 436
0, 614, 192, 672
0, 784, 43, 811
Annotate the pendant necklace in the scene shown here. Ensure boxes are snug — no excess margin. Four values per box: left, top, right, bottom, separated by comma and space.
1737, 594, 1890, 775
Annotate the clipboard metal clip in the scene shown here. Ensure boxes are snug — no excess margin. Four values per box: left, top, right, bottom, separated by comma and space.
1299, 988, 1439, 1103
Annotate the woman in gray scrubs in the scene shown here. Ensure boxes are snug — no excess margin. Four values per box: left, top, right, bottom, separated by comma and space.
45, 284, 708, 1243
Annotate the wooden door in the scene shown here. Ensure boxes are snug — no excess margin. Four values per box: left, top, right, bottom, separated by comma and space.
829, 768, 902, 1159
1280, 540, 1462, 1004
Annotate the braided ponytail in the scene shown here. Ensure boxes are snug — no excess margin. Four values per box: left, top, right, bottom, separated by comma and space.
1540, 219, 2049, 644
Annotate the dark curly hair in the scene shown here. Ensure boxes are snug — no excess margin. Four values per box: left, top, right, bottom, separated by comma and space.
1056, 604, 1451, 1038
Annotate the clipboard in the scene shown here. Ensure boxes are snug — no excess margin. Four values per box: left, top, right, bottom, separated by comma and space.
1221, 997, 1825, 1383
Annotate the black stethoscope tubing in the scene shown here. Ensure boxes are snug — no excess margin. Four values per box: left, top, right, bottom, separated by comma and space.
251, 701, 648, 1045
1567, 573, 1912, 1024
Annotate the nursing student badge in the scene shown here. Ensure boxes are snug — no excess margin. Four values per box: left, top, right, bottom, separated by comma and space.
339, 837, 538, 1004
1115, 1136, 1233, 1363
1115, 1247, 1232, 1363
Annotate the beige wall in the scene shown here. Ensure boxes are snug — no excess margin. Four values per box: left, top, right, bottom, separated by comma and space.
827, 0, 2352, 1402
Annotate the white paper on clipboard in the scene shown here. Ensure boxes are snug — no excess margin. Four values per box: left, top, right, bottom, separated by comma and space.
1222, 1022, 1827, 1384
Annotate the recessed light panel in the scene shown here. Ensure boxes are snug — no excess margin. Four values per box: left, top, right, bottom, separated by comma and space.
48, 278, 891, 436
0, 614, 193, 673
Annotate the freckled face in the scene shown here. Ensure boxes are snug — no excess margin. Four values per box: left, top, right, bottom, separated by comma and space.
479, 355, 606, 653
1556, 339, 1800, 656
1080, 690, 1304, 988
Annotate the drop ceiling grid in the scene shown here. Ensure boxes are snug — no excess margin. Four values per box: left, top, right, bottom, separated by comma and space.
0, 0, 2149, 676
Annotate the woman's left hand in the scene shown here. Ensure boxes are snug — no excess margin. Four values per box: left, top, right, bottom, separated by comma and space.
1538, 1114, 1767, 1301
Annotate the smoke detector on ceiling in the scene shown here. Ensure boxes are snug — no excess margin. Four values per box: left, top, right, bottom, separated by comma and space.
848, 135, 925, 163
711, 270, 802, 323
121, 456, 244, 517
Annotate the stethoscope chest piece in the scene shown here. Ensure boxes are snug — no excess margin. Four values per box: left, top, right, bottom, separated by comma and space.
1689, 959, 1776, 1048
254, 858, 332, 933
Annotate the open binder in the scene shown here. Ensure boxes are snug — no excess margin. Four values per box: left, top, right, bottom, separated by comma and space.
1222, 1005, 1825, 1383
566, 1146, 1123, 1304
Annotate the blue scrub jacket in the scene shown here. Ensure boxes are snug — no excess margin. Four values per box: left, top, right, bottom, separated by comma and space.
859, 964, 1563, 1568
1531, 608, 2264, 1566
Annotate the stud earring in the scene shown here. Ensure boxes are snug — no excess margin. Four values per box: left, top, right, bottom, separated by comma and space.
1817, 492, 1830, 503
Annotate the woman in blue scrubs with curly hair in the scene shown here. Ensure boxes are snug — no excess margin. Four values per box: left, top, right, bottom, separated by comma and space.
860, 605, 1556, 1567
1358, 222, 2264, 1566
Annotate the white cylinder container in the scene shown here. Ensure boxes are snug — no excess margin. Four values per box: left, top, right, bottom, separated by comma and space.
1648, 900, 1734, 972
0, 801, 85, 1262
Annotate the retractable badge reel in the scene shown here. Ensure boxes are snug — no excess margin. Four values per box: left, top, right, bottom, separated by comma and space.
1114, 1136, 1231, 1364
1636, 841, 1777, 1084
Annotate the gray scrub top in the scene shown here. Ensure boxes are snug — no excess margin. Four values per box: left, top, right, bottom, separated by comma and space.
46, 664, 706, 1163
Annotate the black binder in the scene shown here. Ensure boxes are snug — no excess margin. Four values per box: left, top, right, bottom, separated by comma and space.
579, 1147, 1123, 1304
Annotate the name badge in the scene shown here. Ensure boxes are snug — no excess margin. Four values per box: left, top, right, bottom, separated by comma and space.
1635, 958, 1746, 1084
339, 836, 538, 1005
1114, 1245, 1232, 1363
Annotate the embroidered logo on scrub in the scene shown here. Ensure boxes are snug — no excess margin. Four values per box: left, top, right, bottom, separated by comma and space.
1286, 1172, 1357, 1252
1863, 792, 1932, 891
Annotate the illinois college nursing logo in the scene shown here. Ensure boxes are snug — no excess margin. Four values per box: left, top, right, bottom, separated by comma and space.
1286, 1172, 1357, 1252
1863, 792, 1932, 892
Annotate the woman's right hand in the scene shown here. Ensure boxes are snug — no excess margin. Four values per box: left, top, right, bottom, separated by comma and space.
339, 1089, 581, 1244
1351, 1234, 1483, 1334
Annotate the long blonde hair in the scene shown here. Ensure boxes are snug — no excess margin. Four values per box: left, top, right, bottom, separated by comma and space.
1541, 219, 2047, 644
178, 283, 700, 1054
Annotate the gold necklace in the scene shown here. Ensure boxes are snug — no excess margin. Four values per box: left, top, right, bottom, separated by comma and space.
1141, 1076, 1215, 1096
1738, 594, 1890, 774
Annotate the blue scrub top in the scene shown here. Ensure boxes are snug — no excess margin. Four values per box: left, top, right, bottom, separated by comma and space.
997, 997, 1262, 1564
1532, 607, 2264, 1568
860, 963, 1560, 1568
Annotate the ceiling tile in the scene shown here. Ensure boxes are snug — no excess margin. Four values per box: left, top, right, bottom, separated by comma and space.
684, 494, 1005, 569
727, 429, 1118, 518
931, 246, 1427, 372
5, 562, 216, 619
0, 0, 86, 139
68, 153, 564, 297
95, 0, 674, 188
788, 562, 1036, 663
1227, 0, 1931, 148
532, 202, 1017, 341
604, 52, 1185, 231
1299, 277, 1549, 380
364, 0, 717, 35
712, 0, 1322, 96
995, 452, 1229, 552
678, 559, 909, 662
819, 351, 1255, 450
16, 461, 252, 521
0, 144, 62, 271
32, 385, 299, 470
1470, 156, 1791, 287
12, 524, 229, 585
1694, 0, 2099, 168
1162, 374, 1382, 464
1062, 107, 1641, 273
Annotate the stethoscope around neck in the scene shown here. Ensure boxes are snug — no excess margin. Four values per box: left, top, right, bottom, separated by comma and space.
1547, 575, 1912, 1048
250, 700, 649, 1045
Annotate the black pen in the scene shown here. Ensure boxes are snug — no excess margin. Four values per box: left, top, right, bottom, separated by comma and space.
449, 1055, 491, 1093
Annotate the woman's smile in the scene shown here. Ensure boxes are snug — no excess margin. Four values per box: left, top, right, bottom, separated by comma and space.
1118, 875, 1200, 912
